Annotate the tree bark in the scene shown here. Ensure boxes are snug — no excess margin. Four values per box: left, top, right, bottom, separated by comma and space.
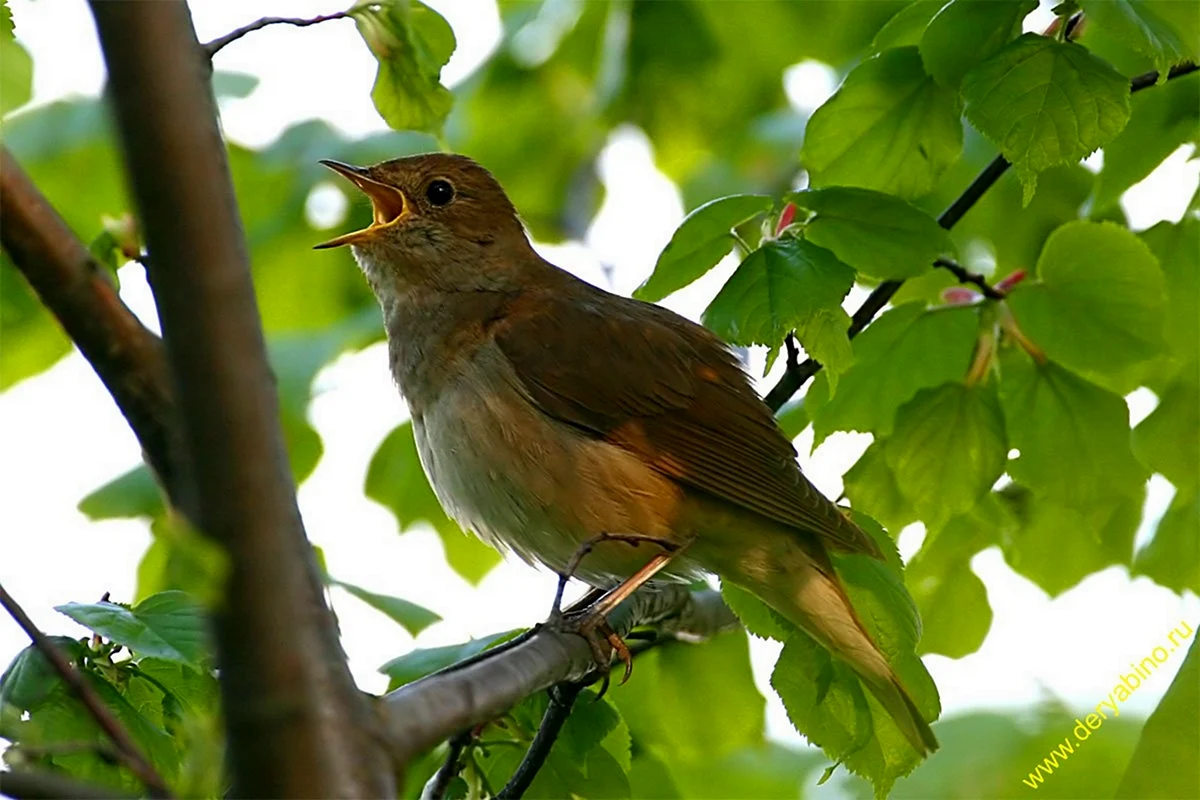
86, 2, 394, 795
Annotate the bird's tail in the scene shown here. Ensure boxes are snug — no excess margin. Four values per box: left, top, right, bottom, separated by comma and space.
728, 544, 938, 756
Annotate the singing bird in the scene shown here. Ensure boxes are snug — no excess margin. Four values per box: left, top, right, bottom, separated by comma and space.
316, 153, 937, 755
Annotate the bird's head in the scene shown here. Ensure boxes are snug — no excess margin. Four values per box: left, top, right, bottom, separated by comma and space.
315, 153, 533, 292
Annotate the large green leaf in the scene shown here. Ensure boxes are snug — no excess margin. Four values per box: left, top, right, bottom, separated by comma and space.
1117, 631, 1200, 798
1139, 218, 1199, 382
1081, 0, 1200, 77
352, 0, 456, 135
1006, 220, 1167, 380
998, 352, 1147, 509
0, 260, 73, 390
962, 34, 1131, 202
919, 0, 1037, 87
1094, 73, 1200, 211
790, 187, 955, 280
801, 46, 963, 200
843, 440, 917, 536
0, 637, 85, 711
379, 629, 521, 691
365, 421, 503, 585
997, 483, 1144, 596
883, 382, 1007, 531
55, 591, 210, 667
811, 303, 979, 445
702, 238, 855, 378
1133, 487, 1200, 594
872, 1, 947, 52
1133, 375, 1199, 490
635, 194, 772, 301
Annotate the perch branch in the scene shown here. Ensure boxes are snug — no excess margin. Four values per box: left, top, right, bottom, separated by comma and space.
379, 586, 737, 767
764, 60, 1199, 412
0, 584, 170, 797
88, 2, 393, 796
0, 769, 137, 800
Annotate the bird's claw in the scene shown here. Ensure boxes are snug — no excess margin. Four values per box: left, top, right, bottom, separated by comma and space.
547, 607, 633, 699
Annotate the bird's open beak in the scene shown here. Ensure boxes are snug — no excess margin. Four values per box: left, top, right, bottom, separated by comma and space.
313, 160, 411, 249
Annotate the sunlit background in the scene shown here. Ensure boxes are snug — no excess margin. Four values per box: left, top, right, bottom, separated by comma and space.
2, 0, 1197, 793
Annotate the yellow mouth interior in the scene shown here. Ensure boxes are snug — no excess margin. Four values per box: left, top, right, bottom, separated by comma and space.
314, 162, 410, 249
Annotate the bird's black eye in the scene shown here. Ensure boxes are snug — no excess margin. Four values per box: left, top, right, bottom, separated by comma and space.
425, 179, 455, 207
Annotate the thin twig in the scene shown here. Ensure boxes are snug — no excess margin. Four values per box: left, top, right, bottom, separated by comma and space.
0, 584, 171, 798
763, 61, 1199, 413
496, 683, 585, 799
933, 257, 1005, 300
203, 12, 353, 57
426, 730, 472, 800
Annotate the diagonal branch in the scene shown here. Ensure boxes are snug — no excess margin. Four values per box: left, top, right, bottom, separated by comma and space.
87, 2, 394, 796
496, 682, 584, 799
379, 586, 737, 768
0, 584, 170, 798
0, 151, 189, 514
764, 60, 1199, 413
0, 768, 138, 800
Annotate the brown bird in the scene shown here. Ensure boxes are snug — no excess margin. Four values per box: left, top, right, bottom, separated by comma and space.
316, 153, 938, 756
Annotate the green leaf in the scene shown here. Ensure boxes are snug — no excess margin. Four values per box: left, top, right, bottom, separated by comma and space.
668, 743, 823, 800
211, 70, 259, 99
794, 307, 855, 393
997, 483, 1144, 596
331, 579, 442, 636
1117, 630, 1200, 798
843, 441, 917, 536
962, 34, 1131, 202
998, 352, 1147, 508
791, 186, 956, 279
79, 465, 164, 521
802, 46, 963, 200
611, 631, 764, 764
0, 638, 84, 711
55, 591, 210, 667
0, 0, 31, 117
775, 398, 810, 441
1133, 376, 1199, 489
366, 421, 502, 584
1133, 487, 1200, 594
882, 382, 1007, 531
919, 0, 1037, 87
702, 238, 855, 353
634, 195, 772, 301
379, 629, 520, 690
135, 514, 229, 607
1007, 220, 1167, 378
720, 581, 794, 643
906, 502, 1007, 657
352, 0, 456, 135
811, 303, 979, 444
0, 261, 72, 390
871, 1, 947, 52
1081, 0, 1199, 78
1140, 217, 1199, 378
1094, 73, 1200, 211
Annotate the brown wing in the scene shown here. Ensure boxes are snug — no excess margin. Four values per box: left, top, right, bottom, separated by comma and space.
493, 281, 881, 558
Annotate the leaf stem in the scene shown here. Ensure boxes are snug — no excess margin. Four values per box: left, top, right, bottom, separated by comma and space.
203, 9, 363, 57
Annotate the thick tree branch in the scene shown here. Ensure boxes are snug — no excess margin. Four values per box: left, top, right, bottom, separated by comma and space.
0, 585, 169, 797
87, 2, 393, 796
0, 769, 137, 800
764, 60, 1199, 413
0, 151, 188, 513
380, 586, 737, 767
202, 11, 354, 57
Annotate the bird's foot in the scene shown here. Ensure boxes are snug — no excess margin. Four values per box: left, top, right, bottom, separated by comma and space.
545, 604, 633, 698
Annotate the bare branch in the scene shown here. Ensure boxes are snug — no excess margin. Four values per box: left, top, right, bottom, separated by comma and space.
0, 150, 189, 513
0, 584, 170, 797
764, 61, 1199, 412
87, 2, 393, 795
497, 682, 584, 799
0, 769, 137, 800
203, 11, 353, 57
379, 586, 737, 767
933, 257, 1005, 300
426, 731, 472, 800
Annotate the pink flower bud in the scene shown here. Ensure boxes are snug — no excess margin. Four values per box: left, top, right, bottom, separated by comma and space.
995, 269, 1028, 293
942, 287, 982, 305
775, 203, 797, 236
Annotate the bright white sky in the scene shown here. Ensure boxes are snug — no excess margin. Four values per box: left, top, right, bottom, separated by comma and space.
2, 0, 1198, 771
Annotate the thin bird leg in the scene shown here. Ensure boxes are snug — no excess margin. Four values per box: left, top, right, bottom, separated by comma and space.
561, 548, 682, 691
548, 532, 681, 621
